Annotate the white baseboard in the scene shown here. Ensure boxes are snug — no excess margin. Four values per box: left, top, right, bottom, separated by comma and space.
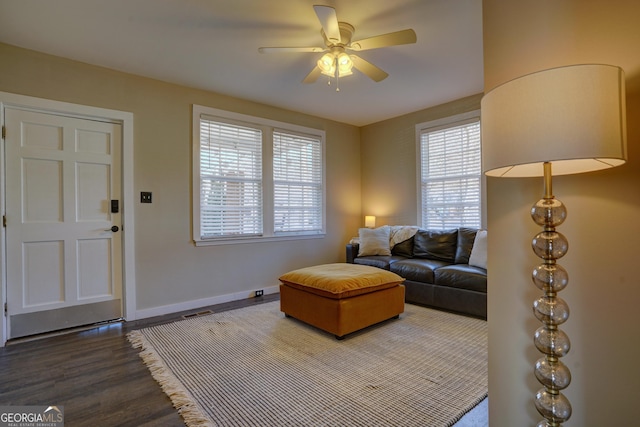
133, 285, 280, 320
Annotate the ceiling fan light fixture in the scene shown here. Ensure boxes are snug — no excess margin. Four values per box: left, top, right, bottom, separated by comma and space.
318, 52, 336, 76
337, 52, 353, 74
318, 52, 352, 78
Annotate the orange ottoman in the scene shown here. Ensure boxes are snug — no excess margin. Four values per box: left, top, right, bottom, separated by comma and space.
279, 263, 405, 339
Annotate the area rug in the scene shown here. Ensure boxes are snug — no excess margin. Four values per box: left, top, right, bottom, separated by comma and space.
128, 301, 487, 427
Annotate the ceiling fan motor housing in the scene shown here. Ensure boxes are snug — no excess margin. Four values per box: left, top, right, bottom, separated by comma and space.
321, 22, 355, 47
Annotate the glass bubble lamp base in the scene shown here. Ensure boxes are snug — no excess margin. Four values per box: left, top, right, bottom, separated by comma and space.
530, 163, 572, 426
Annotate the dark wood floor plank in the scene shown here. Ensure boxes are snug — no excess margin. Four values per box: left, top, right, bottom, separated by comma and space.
0, 294, 279, 427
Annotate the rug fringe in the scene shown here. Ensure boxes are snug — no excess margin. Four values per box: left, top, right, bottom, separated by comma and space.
127, 330, 213, 427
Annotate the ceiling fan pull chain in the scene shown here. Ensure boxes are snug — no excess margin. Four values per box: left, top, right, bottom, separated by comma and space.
335, 57, 340, 92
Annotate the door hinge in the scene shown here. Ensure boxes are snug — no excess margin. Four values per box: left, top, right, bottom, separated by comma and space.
4, 302, 6, 315
1, 126, 5, 139
2, 216, 5, 227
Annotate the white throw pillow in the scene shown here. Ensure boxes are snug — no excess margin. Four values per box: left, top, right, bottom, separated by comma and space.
468, 229, 487, 269
358, 226, 391, 256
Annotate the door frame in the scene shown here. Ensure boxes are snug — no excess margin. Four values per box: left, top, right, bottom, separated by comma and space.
0, 92, 136, 346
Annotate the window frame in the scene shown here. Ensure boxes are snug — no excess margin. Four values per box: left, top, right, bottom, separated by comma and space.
415, 110, 483, 230
192, 105, 326, 246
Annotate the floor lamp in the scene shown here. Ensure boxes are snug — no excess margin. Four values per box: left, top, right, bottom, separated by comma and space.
481, 64, 627, 426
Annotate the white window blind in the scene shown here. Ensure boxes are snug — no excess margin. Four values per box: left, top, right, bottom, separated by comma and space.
193, 105, 326, 245
419, 119, 481, 229
273, 131, 323, 234
199, 118, 263, 238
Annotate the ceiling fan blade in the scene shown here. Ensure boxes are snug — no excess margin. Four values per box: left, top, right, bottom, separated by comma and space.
350, 29, 417, 51
350, 55, 389, 82
259, 47, 325, 54
313, 5, 341, 44
302, 66, 323, 83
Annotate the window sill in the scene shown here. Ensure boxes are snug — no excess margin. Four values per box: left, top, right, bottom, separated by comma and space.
194, 233, 325, 247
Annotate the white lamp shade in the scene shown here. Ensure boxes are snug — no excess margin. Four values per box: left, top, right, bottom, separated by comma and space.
481, 64, 627, 177
364, 216, 376, 228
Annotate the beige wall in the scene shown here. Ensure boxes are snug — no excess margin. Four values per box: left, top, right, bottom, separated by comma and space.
483, 1, 640, 425
360, 93, 483, 227
0, 42, 362, 313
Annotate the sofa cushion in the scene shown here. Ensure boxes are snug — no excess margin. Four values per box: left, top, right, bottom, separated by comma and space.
358, 226, 391, 256
413, 229, 458, 262
391, 236, 414, 258
354, 255, 405, 270
434, 264, 487, 293
390, 258, 450, 283
455, 228, 478, 264
469, 229, 487, 269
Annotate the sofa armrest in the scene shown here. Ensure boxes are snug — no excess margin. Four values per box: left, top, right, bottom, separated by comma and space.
346, 244, 359, 263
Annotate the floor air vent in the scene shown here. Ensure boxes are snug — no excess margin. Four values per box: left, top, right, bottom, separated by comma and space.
182, 310, 214, 319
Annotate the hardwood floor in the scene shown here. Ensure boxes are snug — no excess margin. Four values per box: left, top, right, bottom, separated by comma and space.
0, 294, 279, 427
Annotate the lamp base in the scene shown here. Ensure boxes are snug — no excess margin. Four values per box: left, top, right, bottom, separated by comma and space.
530, 164, 572, 426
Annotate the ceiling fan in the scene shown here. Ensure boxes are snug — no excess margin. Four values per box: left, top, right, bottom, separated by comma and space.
258, 5, 417, 86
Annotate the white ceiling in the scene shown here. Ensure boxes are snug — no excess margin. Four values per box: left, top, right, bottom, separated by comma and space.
0, 0, 484, 127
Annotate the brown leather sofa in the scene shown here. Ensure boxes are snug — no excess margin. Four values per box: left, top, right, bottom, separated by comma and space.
346, 227, 487, 319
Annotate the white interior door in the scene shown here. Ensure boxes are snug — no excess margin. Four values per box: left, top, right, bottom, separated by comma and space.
4, 107, 123, 339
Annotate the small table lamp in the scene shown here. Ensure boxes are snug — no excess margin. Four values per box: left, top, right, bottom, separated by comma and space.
481, 64, 627, 426
364, 215, 376, 228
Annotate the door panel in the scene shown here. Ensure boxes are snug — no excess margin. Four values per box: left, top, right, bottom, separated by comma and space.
24, 241, 64, 306
24, 158, 63, 222
5, 107, 123, 339
77, 238, 113, 299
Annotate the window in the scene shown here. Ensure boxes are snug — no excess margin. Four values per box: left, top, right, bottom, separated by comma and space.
193, 105, 325, 245
417, 111, 482, 230
273, 131, 323, 234
199, 120, 263, 238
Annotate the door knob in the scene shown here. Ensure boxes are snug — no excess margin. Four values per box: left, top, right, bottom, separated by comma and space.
104, 225, 119, 232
